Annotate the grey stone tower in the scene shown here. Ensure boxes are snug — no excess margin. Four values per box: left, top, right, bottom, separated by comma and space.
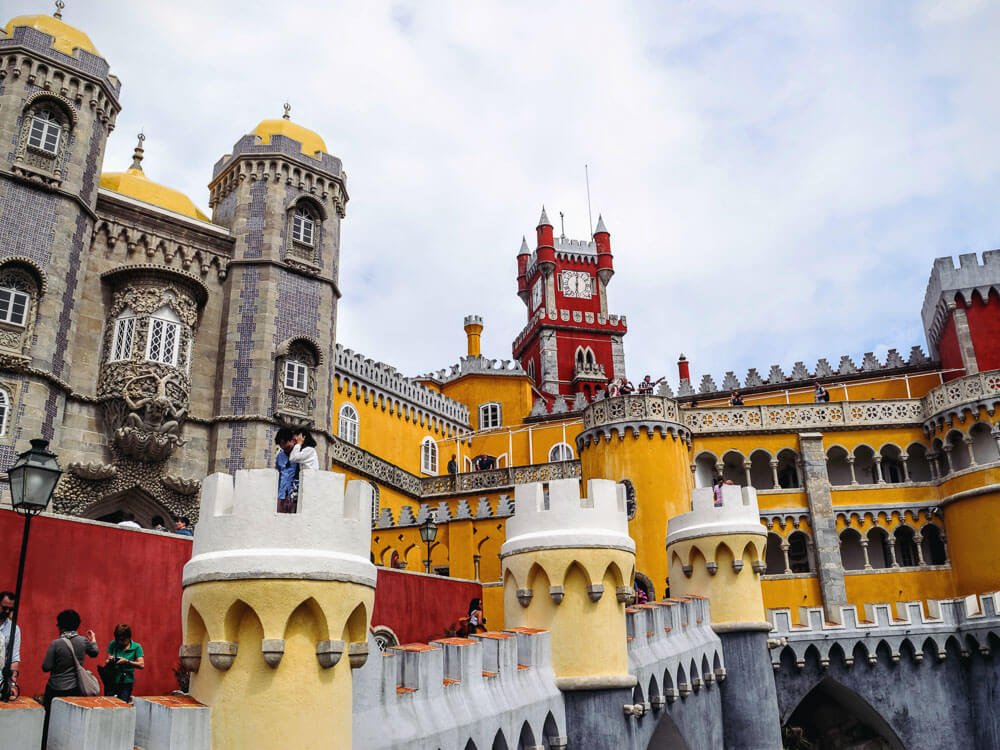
0, 11, 120, 460
207, 109, 348, 472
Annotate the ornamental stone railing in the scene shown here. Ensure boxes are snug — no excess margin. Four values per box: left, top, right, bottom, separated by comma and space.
682, 400, 925, 434
922, 370, 1000, 427
583, 394, 681, 428
330, 437, 580, 500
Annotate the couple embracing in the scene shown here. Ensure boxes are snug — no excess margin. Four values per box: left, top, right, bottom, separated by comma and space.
274, 427, 319, 513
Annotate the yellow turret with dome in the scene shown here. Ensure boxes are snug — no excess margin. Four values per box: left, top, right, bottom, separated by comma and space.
100, 134, 210, 222
252, 104, 328, 157
4, 2, 99, 57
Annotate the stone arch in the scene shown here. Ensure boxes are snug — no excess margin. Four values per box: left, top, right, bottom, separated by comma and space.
491, 727, 508, 750
542, 712, 561, 749
517, 721, 536, 750
634, 571, 655, 601
866, 526, 891, 569
920, 523, 947, 565
223, 599, 263, 644
81, 487, 174, 530
720, 450, 745, 485
839, 528, 865, 571
878, 443, 904, 483
894, 525, 919, 567
764, 532, 786, 574
748, 448, 775, 489
693, 451, 717, 488
782, 677, 904, 749
776, 448, 800, 488
853, 444, 877, 484
827, 444, 852, 486
184, 602, 208, 645
787, 530, 812, 573
906, 442, 932, 481
343, 602, 369, 644
284, 597, 329, 642
946, 429, 970, 472
970, 421, 999, 464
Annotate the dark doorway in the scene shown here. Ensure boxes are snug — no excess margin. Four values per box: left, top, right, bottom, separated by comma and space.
783, 678, 903, 749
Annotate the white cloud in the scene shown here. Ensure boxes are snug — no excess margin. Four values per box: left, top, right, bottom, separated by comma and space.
45, 1, 1000, 390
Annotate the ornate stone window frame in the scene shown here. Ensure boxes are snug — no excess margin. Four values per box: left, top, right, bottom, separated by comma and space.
285, 198, 325, 269
0, 261, 44, 362
14, 93, 77, 186
274, 337, 322, 426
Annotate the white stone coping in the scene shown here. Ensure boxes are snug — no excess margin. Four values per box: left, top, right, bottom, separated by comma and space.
183, 469, 376, 587
501, 479, 633, 558
666, 485, 767, 547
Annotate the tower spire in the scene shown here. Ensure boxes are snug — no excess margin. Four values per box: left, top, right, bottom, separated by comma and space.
537, 205, 551, 227
130, 132, 146, 172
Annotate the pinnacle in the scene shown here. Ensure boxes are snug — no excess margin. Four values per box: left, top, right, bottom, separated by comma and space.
537, 206, 551, 227
594, 214, 609, 235
518, 236, 530, 255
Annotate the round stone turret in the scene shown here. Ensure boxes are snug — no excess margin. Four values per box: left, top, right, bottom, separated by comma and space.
181, 469, 375, 749
501, 478, 636, 690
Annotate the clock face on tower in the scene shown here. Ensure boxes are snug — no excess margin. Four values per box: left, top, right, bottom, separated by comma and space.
561, 270, 594, 299
531, 278, 544, 310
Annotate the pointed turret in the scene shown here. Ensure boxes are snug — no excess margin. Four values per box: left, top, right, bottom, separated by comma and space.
594, 214, 614, 284
516, 235, 532, 306
536, 206, 555, 275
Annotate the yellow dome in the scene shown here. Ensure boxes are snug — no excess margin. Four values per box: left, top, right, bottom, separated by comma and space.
100, 168, 210, 222
253, 118, 327, 157
4, 14, 99, 57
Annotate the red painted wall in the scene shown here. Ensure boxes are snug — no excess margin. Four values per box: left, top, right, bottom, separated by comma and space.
0, 510, 482, 697
937, 314, 963, 381
0, 510, 191, 698
370, 569, 481, 645
967, 288, 1000, 373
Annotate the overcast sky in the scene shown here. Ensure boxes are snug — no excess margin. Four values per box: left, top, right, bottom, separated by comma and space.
48, 1, 1000, 391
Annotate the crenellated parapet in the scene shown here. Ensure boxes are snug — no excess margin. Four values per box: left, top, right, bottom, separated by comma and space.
626, 596, 725, 708
352, 629, 567, 750
181, 469, 376, 749
922, 251, 1000, 356
502, 479, 636, 690
768, 592, 1000, 670
667, 485, 768, 628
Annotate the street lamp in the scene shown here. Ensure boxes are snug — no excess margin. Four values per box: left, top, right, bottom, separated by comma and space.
419, 515, 438, 574
2, 438, 62, 701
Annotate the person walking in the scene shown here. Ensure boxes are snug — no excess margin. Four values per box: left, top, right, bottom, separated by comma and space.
104, 624, 144, 703
467, 597, 487, 634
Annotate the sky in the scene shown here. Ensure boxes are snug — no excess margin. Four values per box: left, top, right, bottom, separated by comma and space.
33, 0, 1000, 392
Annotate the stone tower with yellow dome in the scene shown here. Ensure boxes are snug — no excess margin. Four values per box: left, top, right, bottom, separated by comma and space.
0, 4, 348, 526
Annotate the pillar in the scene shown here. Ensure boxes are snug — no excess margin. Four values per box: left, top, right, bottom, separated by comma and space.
181, 469, 376, 750
798, 433, 848, 620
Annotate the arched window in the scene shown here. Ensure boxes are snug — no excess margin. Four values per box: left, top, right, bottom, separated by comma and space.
549, 442, 574, 462
28, 108, 62, 155
292, 206, 316, 246
0, 388, 10, 437
420, 437, 438, 474
839, 529, 865, 571
894, 526, 918, 567
479, 402, 502, 430
787, 531, 811, 573
339, 403, 359, 445
110, 309, 136, 361
145, 306, 181, 366
369, 481, 380, 524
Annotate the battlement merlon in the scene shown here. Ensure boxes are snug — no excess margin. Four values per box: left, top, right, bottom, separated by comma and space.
182, 469, 377, 587
921, 250, 1000, 350
500, 478, 634, 557
666, 486, 766, 548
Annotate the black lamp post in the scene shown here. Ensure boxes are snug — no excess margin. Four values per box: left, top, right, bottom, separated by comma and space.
419, 515, 438, 574
1, 438, 62, 702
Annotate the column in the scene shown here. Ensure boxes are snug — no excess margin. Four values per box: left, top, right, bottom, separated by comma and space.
847, 456, 858, 485
914, 532, 926, 566
927, 452, 940, 481
941, 532, 951, 564
797, 433, 848, 620
780, 541, 791, 574
942, 445, 954, 474
887, 536, 899, 568
769, 460, 780, 489
873, 456, 885, 484
900, 453, 910, 483
743, 461, 752, 488
964, 436, 977, 467
860, 538, 872, 570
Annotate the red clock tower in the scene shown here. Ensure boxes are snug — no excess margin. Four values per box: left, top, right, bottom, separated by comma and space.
513, 208, 627, 401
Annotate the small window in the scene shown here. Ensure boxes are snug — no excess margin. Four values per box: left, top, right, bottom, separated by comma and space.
421, 437, 438, 474
27, 109, 62, 155
369, 481, 381, 524
479, 402, 502, 430
110, 313, 135, 361
0, 287, 30, 327
549, 443, 574, 462
284, 360, 309, 394
292, 207, 315, 246
0, 388, 9, 437
339, 403, 359, 445
145, 307, 181, 366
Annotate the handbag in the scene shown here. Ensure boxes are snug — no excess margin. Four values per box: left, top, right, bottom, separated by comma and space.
60, 637, 100, 697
